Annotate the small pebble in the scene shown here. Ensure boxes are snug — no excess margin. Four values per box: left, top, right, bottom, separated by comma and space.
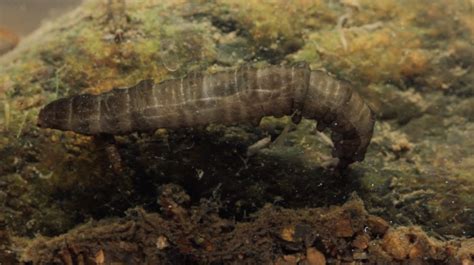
306, 247, 326, 265
156, 235, 170, 250
352, 233, 370, 249
353, 251, 368, 260
280, 226, 295, 242
367, 215, 389, 236
382, 229, 410, 260
334, 218, 354, 237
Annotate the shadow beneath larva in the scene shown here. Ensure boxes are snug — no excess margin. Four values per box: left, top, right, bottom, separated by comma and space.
117, 129, 363, 221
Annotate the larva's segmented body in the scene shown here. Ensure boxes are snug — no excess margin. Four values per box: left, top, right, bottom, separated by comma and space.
38, 64, 375, 167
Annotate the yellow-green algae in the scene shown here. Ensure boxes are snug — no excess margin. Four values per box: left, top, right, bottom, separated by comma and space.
0, 0, 472, 242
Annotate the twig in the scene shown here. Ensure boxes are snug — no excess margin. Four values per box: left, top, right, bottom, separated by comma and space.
3, 101, 10, 131
336, 12, 351, 51
316, 131, 334, 148
16, 111, 28, 138
246, 136, 272, 156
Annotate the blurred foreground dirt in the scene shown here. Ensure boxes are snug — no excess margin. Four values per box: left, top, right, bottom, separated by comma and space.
3, 184, 472, 264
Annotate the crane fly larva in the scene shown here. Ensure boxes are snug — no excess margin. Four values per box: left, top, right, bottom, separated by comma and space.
38, 63, 375, 168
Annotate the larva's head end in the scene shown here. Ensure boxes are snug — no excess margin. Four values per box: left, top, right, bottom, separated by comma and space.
37, 98, 70, 131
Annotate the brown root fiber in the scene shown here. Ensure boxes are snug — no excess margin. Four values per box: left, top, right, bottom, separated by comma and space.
18, 184, 473, 265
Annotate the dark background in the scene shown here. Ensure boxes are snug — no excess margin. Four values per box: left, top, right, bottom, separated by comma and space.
0, 0, 81, 36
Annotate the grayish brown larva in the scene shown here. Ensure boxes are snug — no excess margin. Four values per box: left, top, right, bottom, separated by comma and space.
38, 64, 375, 167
